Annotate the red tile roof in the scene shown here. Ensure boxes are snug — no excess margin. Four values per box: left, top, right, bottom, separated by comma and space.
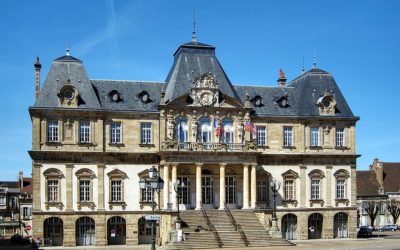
382, 162, 400, 192
357, 171, 382, 196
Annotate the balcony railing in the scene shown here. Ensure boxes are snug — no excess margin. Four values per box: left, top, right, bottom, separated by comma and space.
161, 138, 257, 152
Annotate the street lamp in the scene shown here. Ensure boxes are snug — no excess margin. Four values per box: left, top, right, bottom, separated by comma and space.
269, 178, 281, 238
173, 179, 185, 229
139, 166, 164, 250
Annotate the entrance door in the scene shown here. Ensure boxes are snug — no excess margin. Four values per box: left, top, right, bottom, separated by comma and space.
334, 212, 348, 238
107, 216, 126, 245
178, 177, 190, 210
308, 213, 323, 239
43, 217, 63, 246
138, 217, 152, 244
282, 213, 297, 240
202, 176, 214, 209
225, 176, 236, 209
76, 217, 95, 246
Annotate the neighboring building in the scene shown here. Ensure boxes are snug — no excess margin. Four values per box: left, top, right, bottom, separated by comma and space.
18, 171, 33, 239
29, 36, 359, 247
0, 181, 20, 238
358, 159, 400, 227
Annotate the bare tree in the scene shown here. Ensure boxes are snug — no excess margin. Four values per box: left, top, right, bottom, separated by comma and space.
364, 201, 381, 228
387, 200, 400, 225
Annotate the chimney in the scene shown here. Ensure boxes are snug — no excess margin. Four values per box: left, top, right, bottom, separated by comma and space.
34, 56, 42, 100
19, 171, 23, 188
277, 69, 287, 88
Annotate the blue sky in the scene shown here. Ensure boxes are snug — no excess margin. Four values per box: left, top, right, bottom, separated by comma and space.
0, 0, 399, 180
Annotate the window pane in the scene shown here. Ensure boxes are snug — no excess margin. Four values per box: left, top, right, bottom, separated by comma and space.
336, 128, 345, 147
79, 121, 90, 143
141, 123, 152, 144
111, 123, 122, 144
257, 126, 266, 146
111, 180, 122, 202
311, 180, 320, 200
48, 180, 58, 202
80, 180, 90, 202
283, 127, 293, 146
47, 121, 59, 142
310, 127, 319, 146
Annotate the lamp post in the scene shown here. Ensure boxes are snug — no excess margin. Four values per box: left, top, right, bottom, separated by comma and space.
173, 179, 185, 229
139, 166, 164, 250
269, 178, 281, 238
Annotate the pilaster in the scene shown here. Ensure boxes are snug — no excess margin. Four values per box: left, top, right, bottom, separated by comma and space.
350, 165, 357, 206
299, 165, 307, 207
65, 163, 74, 212
32, 163, 42, 212
325, 165, 332, 207
97, 164, 105, 211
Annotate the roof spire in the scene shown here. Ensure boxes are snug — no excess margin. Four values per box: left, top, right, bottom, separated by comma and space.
191, 10, 197, 43
313, 49, 317, 69
66, 39, 70, 56
301, 57, 305, 74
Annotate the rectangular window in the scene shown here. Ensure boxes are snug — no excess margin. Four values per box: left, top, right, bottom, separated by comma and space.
257, 126, 266, 146
22, 207, 31, 219
47, 121, 59, 142
79, 180, 90, 202
111, 180, 122, 202
257, 180, 269, 202
110, 122, 122, 144
284, 180, 294, 200
0, 195, 5, 206
178, 177, 190, 204
225, 177, 236, 204
79, 121, 90, 143
283, 127, 293, 146
141, 182, 153, 202
336, 179, 345, 199
48, 180, 59, 202
336, 128, 345, 147
140, 123, 152, 144
310, 127, 319, 147
311, 180, 320, 200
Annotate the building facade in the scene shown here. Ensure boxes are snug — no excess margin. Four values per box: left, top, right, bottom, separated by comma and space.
29, 38, 359, 247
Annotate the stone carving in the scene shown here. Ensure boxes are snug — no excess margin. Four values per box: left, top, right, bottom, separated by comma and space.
191, 119, 198, 142
191, 73, 219, 107
238, 122, 244, 143
162, 137, 178, 150
245, 138, 257, 150
167, 114, 175, 139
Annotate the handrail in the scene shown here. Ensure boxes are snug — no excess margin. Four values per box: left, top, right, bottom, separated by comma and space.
200, 203, 223, 248
224, 202, 249, 247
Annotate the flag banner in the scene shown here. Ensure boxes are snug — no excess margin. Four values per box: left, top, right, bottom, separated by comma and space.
215, 122, 224, 137
245, 121, 256, 135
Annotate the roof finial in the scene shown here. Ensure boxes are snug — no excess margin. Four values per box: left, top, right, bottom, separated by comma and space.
66, 38, 70, 56
301, 57, 305, 74
192, 10, 197, 43
313, 49, 317, 69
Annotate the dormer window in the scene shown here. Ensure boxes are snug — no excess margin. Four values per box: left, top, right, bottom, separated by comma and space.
59, 84, 78, 107
317, 90, 337, 116
251, 96, 263, 107
138, 91, 152, 104
109, 90, 122, 103
276, 95, 289, 108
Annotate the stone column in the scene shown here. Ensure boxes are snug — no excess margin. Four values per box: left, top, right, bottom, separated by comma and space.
250, 163, 257, 209
219, 163, 226, 210
300, 165, 307, 207
325, 166, 332, 207
66, 164, 74, 211
195, 163, 203, 210
163, 164, 170, 210
350, 165, 357, 206
97, 164, 105, 211
242, 163, 250, 209
171, 164, 178, 210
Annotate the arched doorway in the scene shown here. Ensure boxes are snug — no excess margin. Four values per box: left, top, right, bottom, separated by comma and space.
308, 213, 323, 239
282, 213, 297, 240
76, 217, 95, 246
334, 212, 348, 238
107, 216, 126, 245
43, 217, 63, 246
138, 217, 152, 244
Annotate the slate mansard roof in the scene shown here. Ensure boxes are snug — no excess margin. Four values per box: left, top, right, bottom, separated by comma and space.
33, 40, 356, 119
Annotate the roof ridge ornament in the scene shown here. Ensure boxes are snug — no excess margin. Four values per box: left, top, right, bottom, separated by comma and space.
313, 49, 317, 69
191, 10, 197, 43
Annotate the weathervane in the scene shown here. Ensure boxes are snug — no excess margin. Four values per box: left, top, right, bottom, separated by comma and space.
192, 10, 197, 43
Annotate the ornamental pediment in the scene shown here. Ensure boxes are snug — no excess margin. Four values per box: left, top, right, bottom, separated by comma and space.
107, 168, 127, 179
317, 90, 337, 116
190, 73, 220, 107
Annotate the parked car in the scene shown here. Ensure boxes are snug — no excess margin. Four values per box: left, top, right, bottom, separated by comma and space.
358, 226, 373, 237
379, 225, 398, 231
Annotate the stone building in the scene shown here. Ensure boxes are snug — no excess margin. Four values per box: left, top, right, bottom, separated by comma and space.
29, 36, 359, 247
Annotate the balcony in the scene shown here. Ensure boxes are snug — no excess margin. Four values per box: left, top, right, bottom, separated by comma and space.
161, 139, 257, 152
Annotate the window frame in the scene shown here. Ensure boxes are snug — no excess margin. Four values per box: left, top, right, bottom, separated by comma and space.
281, 169, 299, 203
43, 168, 64, 210
256, 126, 267, 146
110, 122, 122, 144
176, 117, 189, 143
47, 120, 59, 143
107, 169, 127, 209
79, 120, 91, 144
0, 195, 5, 206
310, 127, 320, 147
283, 126, 293, 147
140, 182, 153, 203
334, 169, 350, 202
140, 122, 152, 144
336, 127, 345, 147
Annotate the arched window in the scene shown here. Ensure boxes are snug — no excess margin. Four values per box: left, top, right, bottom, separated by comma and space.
199, 117, 211, 143
176, 117, 188, 143
222, 119, 234, 143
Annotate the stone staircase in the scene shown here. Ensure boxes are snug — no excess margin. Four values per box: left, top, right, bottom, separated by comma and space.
165, 209, 293, 249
